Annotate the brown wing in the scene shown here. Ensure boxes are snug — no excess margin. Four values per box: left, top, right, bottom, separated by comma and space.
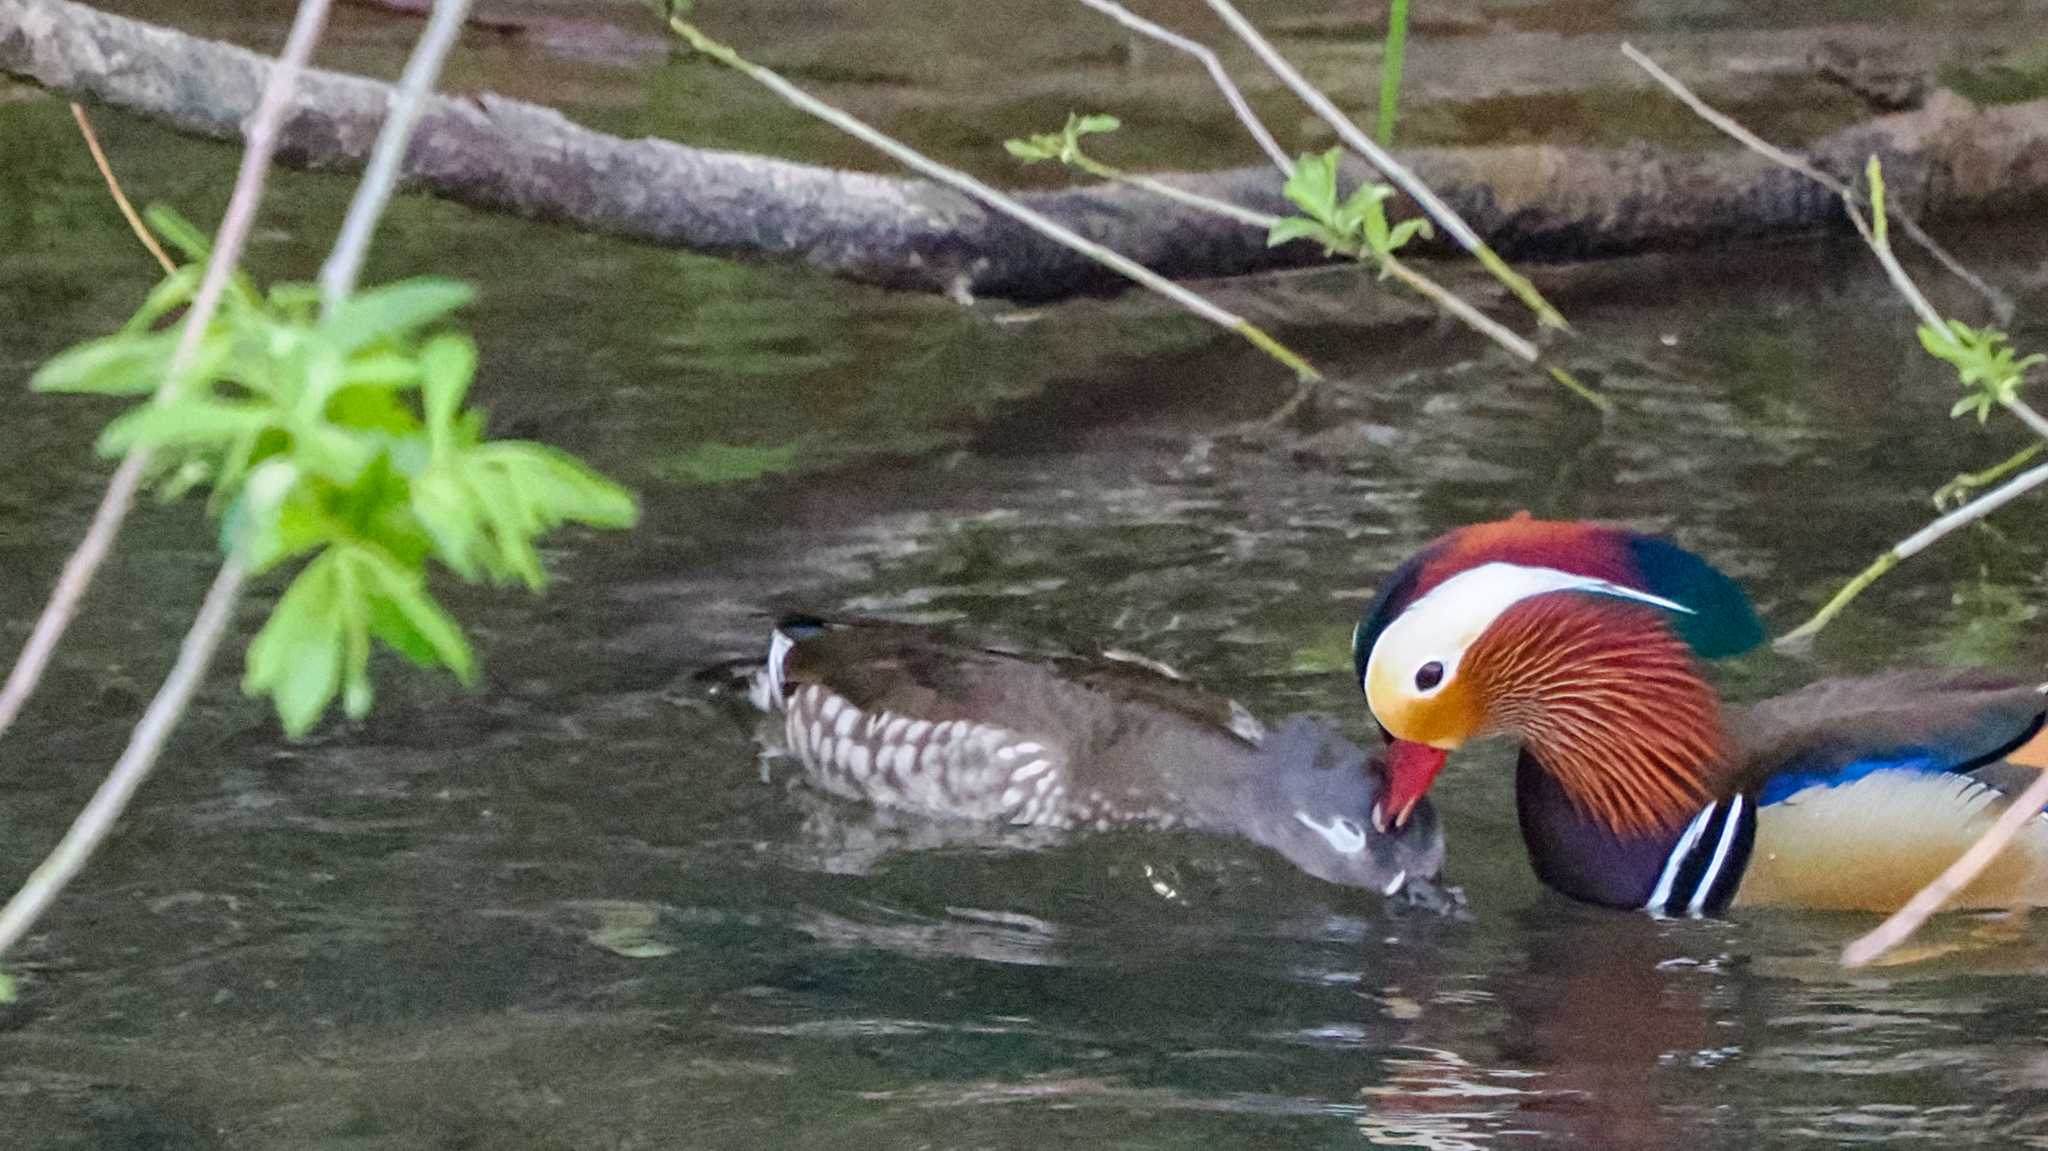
1729, 668, 2047, 792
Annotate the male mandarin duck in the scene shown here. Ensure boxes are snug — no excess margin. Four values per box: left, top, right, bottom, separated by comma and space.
1351, 514, 2048, 915
742, 617, 1448, 897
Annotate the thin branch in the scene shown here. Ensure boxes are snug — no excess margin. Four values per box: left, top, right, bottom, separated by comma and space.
1933, 442, 2043, 510
68, 104, 175, 275
318, 0, 473, 312
0, 559, 247, 956
1199, 0, 1569, 333
1842, 761, 2048, 968
1073, 0, 1290, 175
667, 17, 1321, 383
1059, 152, 1595, 404
0, 0, 334, 742
1779, 461, 2048, 647
1620, 42, 2013, 325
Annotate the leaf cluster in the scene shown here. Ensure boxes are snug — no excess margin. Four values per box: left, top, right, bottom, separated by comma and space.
1266, 148, 1432, 265
1920, 319, 2044, 423
1003, 113, 1121, 167
30, 209, 637, 735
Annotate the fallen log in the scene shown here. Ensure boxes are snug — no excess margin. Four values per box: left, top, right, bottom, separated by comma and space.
3, 0, 2046, 302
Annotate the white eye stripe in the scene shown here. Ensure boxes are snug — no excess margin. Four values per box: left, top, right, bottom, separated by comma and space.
1365, 562, 1694, 707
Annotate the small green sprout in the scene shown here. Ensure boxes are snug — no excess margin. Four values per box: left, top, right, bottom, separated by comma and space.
1266, 148, 1432, 269
1920, 319, 2044, 423
1003, 113, 1122, 167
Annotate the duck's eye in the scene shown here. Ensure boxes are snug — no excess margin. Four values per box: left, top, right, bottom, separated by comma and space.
1414, 661, 1445, 691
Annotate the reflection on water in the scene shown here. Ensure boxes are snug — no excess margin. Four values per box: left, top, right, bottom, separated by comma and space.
6, 2, 2048, 1147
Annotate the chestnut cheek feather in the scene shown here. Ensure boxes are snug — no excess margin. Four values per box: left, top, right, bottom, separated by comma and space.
1468, 597, 1724, 837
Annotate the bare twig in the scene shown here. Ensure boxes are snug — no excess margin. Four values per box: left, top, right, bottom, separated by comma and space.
667, 17, 1321, 383
1620, 42, 2012, 324
1842, 761, 2048, 967
1199, 0, 1569, 333
0, 560, 247, 956
0, 0, 335, 742
1072, 0, 1290, 175
319, 0, 472, 311
1779, 461, 2048, 647
68, 104, 175, 275
1933, 442, 2043, 510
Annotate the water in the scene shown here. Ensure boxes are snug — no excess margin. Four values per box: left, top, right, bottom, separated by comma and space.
5, 2, 2048, 1147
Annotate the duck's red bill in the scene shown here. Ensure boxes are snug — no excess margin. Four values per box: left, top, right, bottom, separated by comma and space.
1378, 740, 1448, 831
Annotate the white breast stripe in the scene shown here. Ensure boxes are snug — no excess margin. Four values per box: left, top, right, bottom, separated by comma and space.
1646, 803, 1716, 913
1688, 794, 1747, 915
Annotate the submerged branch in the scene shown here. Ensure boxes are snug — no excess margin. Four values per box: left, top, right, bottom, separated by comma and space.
8, 1, 2048, 302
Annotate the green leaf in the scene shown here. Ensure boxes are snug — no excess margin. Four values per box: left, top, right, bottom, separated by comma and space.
143, 204, 209, 263
1282, 149, 1342, 225
227, 460, 332, 574
346, 545, 475, 682
420, 334, 478, 455
483, 443, 639, 527
333, 550, 374, 720
289, 422, 380, 486
123, 265, 205, 334
343, 352, 421, 390
1384, 217, 1433, 252
0, 968, 13, 1003
31, 333, 175, 395
1266, 217, 1332, 249
476, 482, 547, 589
97, 397, 272, 457
1004, 137, 1057, 163
410, 469, 484, 579
318, 278, 475, 354
1074, 113, 1121, 136
244, 551, 346, 736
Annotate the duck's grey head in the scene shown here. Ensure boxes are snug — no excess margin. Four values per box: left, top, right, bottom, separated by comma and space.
1247, 716, 1446, 897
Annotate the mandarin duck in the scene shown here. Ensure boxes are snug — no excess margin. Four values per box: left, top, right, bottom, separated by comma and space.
743, 617, 1447, 896
1351, 515, 2048, 915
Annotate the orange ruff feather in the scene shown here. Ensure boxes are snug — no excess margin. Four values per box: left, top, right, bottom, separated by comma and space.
1469, 597, 1725, 836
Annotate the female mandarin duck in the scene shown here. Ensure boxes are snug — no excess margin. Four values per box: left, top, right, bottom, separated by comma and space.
1352, 513, 2048, 915
744, 617, 1447, 897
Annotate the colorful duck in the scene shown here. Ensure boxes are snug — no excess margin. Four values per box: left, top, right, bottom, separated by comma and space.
743, 617, 1448, 897
1352, 514, 2048, 914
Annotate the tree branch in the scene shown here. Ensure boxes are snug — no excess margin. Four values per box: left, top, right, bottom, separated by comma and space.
7, 0, 2048, 303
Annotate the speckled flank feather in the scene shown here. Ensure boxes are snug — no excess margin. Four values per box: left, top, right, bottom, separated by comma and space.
1739, 770, 2048, 911
777, 681, 1074, 826
736, 618, 1451, 895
